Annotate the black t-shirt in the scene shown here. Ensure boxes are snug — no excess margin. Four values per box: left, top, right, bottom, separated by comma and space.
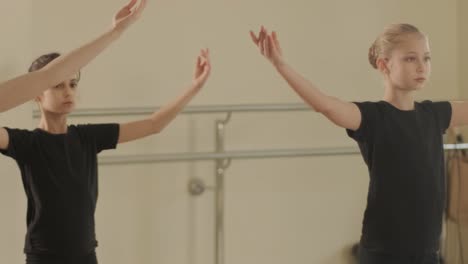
0, 124, 119, 256
346, 100, 452, 255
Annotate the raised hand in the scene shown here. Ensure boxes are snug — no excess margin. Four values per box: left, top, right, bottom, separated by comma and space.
192, 48, 211, 90
112, 0, 147, 34
250, 26, 285, 67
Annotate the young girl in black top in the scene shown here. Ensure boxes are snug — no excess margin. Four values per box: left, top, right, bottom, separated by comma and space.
250, 23, 468, 264
0, 0, 212, 263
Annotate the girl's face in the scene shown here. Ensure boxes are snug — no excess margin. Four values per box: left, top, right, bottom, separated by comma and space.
37, 74, 79, 115
383, 34, 431, 91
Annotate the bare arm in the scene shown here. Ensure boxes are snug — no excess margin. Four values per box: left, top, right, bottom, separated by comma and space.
118, 49, 211, 144
0, 0, 147, 113
0, 128, 9, 150
450, 101, 468, 127
250, 27, 361, 130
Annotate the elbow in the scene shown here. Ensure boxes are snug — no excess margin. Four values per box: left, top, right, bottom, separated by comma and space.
314, 96, 336, 115
153, 127, 163, 134
0, 99, 8, 112
304, 101, 326, 113
315, 104, 332, 115
303, 95, 335, 114
0, 99, 14, 113
149, 119, 165, 135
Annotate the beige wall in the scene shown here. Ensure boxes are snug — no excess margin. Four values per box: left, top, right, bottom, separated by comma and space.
0, 0, 464, 263
461, 0, 468, 100
0, 1, 32, 263
443, 1, 468, 262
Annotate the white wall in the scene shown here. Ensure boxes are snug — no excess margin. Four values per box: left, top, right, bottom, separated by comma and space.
0, 0, 462, 263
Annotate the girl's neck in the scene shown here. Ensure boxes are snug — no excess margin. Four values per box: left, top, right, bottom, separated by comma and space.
38, 112, 68, 134
383, 85, 416, 111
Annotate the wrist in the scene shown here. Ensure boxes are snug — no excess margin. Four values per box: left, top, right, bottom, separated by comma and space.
109, 27, 124, 40
190, 82, 204, 93
274, 60, 288, 71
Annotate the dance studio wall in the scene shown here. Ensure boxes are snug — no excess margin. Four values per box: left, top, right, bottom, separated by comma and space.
0, 1, 33, 263
444, 4, 468, 263
0, 0, 463, 264
461, 0, 468, 96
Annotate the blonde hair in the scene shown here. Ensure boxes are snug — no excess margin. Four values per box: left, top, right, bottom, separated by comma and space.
368, 23, 425, 69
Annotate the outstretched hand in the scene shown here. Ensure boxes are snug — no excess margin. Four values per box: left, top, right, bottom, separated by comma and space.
250, 26, 285, 67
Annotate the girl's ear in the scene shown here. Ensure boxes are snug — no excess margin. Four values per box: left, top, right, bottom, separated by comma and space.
35, 93, 43, 103
377, 57, 389, 74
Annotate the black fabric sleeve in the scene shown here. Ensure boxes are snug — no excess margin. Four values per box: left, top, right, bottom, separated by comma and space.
431, 101, 452, 134
0, 127, 33, 161
346, 102, 377, 142
79, 124, 120, 153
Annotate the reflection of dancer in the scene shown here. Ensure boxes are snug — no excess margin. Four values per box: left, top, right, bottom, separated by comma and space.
10, 47, 208, 264
1, 0, 211, 263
